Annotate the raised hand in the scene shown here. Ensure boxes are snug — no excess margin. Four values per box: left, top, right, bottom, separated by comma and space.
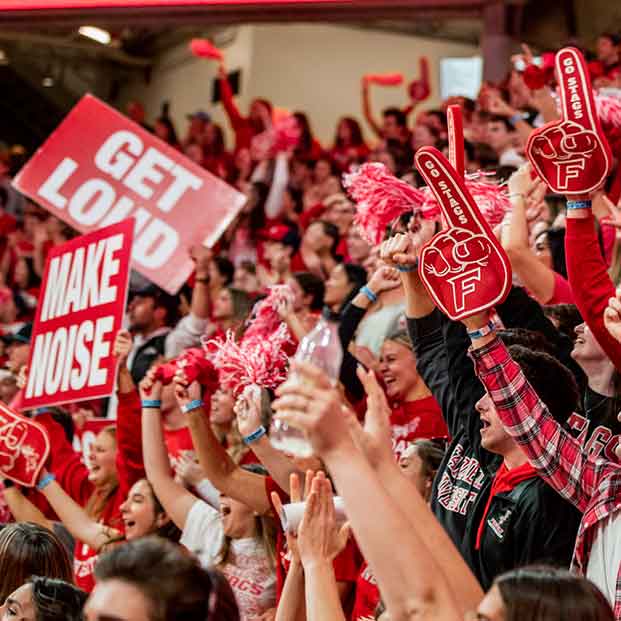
526, 47, 611, 195
234, 384, 263, 438
297, 472, 350, 568
415, 147, 512, 319
112, 329, 133, 368
366, 264, 401, 295
138, 366, 163, 402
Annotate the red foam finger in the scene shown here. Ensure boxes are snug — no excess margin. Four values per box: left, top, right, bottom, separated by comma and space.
415, 147, 512, 319
447, 104, 465, 178
0, 403, 50, 487
526, 47, 612, 195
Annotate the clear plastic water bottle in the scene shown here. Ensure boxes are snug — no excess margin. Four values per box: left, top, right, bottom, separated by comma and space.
270, 309, 343, 457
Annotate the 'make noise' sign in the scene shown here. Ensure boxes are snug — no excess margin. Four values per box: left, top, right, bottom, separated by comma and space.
13, 94, 246, 294
22, 220, 133, 409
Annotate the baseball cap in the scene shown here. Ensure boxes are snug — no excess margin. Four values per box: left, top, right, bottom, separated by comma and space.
186, 110, 211, 123
262, 224, 300, 251
1, 323, 32, 346
131, 284, 180, 325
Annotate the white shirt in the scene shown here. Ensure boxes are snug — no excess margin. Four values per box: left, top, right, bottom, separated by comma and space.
181, 500, 277, 621
586, 510, 621, 605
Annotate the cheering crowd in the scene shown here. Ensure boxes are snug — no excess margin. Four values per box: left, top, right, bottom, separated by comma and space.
0, 27, 621, 621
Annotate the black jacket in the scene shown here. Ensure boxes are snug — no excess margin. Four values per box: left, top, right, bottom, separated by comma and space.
408, 309, 581, 589
130, 332, 168, 386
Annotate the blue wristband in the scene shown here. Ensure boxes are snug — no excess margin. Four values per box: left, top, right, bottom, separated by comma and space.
181, 399, 204, 414
467, 321, 496, 340
566, 200, 592, 211
37, 473, 55, 491
360, 285, 377, 303
141, 399, 162, 409
243, 426, 267, 445
396, 262, 417, 273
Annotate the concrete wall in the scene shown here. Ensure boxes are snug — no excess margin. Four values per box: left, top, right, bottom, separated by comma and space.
119, 23, 479, 148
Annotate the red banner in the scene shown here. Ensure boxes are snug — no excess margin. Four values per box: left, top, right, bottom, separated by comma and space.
0, 402, 50, 487
22, 220, 133, 409
13, 94, 246, 294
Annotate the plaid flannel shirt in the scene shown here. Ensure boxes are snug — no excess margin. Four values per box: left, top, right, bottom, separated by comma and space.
471, 336, 621, 620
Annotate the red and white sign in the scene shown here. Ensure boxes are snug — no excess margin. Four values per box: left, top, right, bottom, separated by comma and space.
13, 94, 246, 294
22, 220, 133, 409
527, 47, 612, 195
416, 147, 512, 320
0, 402, 50, 487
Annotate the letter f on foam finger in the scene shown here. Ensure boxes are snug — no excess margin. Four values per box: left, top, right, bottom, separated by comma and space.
415, 147, 512, 320
527, 47, 612, 195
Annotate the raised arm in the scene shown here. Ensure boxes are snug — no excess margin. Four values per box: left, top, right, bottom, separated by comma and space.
501, 167, 557, 305
361, 77, 383, 140
565, 197, 621, 370
465, 316, 612, 512
3, 483, 54, 530
348, 367, 484, 616
218, 62, 244, 130
298, 473, 348, 621
139, 369, 198, 530
36, 472, 121, 552
274, 365, 462, 621
175, 377, 271, 514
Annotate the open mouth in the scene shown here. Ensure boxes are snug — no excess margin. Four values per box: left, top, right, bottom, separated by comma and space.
124, 519, 136, 529
480, 419, 491, 433
220, 505, 231, 518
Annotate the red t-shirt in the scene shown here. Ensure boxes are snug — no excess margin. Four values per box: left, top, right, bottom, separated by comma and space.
264, 476, 362, 602
351, 561, 379, 621
389, 396, 448, 459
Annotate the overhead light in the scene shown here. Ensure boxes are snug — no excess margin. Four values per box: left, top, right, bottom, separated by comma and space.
0, 50, 8, 65
78, 26, 111, 45
42, 77, 54, 88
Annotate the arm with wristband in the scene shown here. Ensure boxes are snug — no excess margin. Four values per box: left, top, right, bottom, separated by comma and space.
565, 195, 621, 370
139, 368, 199, 530
175, 375, 272, 515
35, 470, 122, 552
501, 165, 560, 304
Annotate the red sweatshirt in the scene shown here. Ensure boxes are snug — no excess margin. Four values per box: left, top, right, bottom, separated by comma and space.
565, 215, 621, 371
219, 77, 258, 153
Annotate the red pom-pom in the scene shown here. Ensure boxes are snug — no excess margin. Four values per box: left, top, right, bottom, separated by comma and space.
596, 94, 621, 129
189, 38, 223, 61
250, 116, 300, 160
208, 325, 291, 397
343, 163, 427, 244
421, 176, 511, 229
244, 285, 295, 342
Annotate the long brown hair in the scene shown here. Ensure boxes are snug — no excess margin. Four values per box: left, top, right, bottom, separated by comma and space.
0, 522, 74, 604
85, 426, 119, 522
496, 566, 614, 621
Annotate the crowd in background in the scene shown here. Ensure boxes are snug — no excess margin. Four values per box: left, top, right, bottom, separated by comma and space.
0, 27, 620, 621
